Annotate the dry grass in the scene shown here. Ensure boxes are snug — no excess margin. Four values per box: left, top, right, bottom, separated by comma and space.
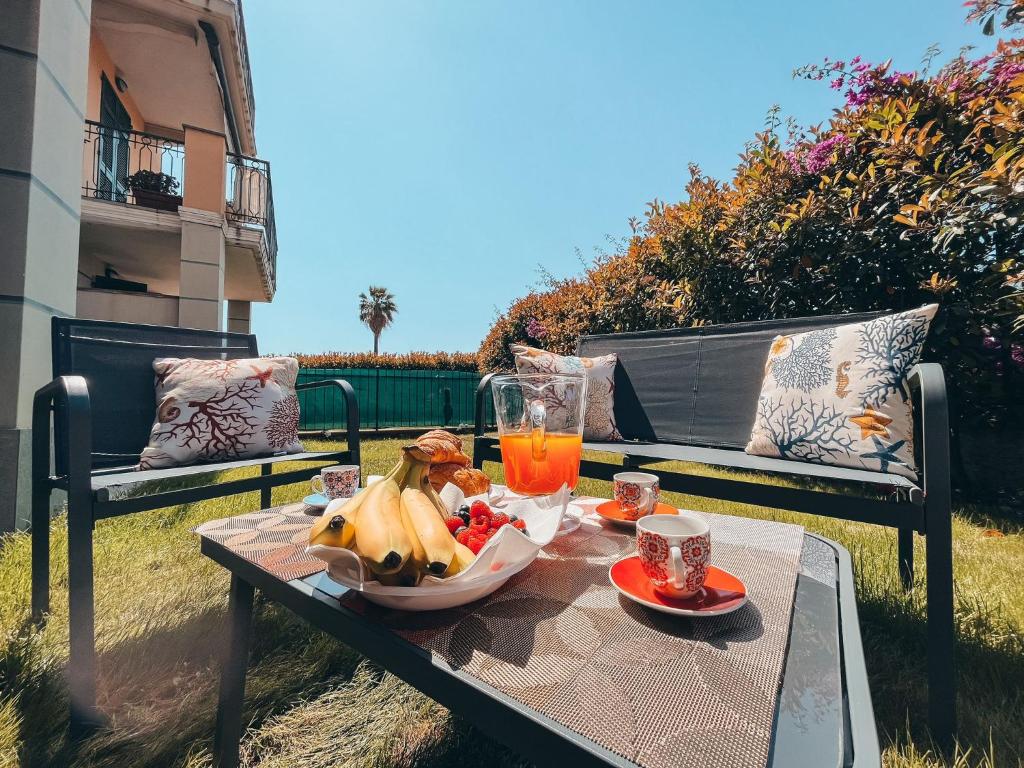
0, 437, 1020, 768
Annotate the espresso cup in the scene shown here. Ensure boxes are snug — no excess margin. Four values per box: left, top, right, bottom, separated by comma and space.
311, 464, 360, 500
613, 471, 660, 520
636, 513, 711, 599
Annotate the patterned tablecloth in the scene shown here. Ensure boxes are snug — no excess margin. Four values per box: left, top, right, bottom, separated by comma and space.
197, 497, 805, 768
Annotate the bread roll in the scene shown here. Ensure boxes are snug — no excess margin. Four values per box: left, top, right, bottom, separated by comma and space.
428, 463, 491, 496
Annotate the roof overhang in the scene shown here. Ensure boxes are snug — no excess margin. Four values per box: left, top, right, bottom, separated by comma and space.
91, 0, 257, 154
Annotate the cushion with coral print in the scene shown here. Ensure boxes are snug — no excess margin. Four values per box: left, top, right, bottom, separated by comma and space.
510, 344, 621, 441
138, 357, 304, 470
745, 305, 938, 480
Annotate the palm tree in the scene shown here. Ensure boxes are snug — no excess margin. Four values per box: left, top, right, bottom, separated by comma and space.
358, 286, 397, 355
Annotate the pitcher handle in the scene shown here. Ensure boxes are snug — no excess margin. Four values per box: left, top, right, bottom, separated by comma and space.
528, 398, 547, 460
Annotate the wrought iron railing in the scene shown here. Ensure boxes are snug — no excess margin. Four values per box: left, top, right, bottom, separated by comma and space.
82, 120, 185, 205
225, 152, 277, 287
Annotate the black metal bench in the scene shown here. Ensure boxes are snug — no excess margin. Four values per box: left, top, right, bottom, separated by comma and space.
30, 318, 360, 734
473, 311, 955, 747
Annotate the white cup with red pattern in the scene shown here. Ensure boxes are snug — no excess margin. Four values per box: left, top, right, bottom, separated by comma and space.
613, 471, 660, 520
636, 514, 711, 599
311, 465, 360, 500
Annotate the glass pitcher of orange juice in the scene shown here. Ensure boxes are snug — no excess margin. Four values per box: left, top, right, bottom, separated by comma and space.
491, 373, 587, 496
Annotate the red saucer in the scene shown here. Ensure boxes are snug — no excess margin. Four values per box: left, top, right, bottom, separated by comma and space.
595, 500, 679, 527
608, 556, 747, 617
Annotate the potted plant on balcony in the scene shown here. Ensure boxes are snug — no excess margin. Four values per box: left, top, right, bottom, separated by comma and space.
125, 170, 182, 212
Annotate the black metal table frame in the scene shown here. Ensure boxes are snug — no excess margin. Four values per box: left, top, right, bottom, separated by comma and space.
29, 318, 362, 735
473, 360, 955, 749
204, 531, 880, 768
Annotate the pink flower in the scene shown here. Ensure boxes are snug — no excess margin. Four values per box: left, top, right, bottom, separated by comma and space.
1010, 344, 1024, 370
982, 335, 1002, 351
525, 317, 548, 340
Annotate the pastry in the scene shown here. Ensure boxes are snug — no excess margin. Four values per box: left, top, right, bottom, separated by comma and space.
415, 429, 470, 466
428, 462, 491, 496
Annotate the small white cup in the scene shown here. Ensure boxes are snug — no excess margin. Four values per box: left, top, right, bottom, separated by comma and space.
613, 471, 660, 520
311, 464, 360, 500
636, 513, 711, 599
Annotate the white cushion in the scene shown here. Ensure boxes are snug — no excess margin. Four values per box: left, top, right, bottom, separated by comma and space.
510, 344, 621, 441
745, 305, 937, 480
139, 356, 304, 469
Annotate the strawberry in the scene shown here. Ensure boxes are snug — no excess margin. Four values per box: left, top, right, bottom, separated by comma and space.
445, 516, 464, 535
489, 513, 510, 529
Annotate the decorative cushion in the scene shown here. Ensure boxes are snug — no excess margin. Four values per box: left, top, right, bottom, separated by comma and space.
745, 305, 937, 480
138, 357, 304, 470
510, 344, 621, 441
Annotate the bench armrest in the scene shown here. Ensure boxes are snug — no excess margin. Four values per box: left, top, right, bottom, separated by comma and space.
32, 375, 93, 487
295, 378, 360, 464
908, 363, 950, 503
474, 373, 497, 437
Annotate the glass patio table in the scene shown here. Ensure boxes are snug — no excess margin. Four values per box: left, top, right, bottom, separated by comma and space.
199, 501, 880, 768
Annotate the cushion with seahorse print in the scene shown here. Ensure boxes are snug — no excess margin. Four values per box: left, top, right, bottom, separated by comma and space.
744, 305, 937, 480
138, 357, 304, 469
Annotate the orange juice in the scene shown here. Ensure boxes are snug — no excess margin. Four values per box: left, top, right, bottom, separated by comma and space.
499, 431, 583, 495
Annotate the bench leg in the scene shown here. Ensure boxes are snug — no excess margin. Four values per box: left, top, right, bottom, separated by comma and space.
260, 464, 272, 509
897, 528, 914, 590
67, 499, 99, 737
925, 499, 956, 752
214, 575, 255, 768
30, 486, 50, 622
472, 436, 484, 470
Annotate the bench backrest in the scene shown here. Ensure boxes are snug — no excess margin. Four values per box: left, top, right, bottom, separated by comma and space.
52, 318, 258, 470
577, 311, 886, 448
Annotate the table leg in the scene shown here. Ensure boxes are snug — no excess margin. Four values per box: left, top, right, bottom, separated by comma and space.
214, 575, 255, 768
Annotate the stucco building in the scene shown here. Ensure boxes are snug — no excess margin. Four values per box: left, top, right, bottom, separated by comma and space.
1, 0, 277, 530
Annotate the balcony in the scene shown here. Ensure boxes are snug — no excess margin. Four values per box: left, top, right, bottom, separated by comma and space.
81, 120, 277, 298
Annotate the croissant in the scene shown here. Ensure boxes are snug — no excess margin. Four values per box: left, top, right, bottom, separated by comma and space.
429, 463, 491, 497
415, 429, 470, 466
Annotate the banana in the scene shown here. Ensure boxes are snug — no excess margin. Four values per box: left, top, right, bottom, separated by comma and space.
443, 540, 476, 577
354, 474, 412, 575
376, 559, 423, 587
308, 458, 407, 549
400, 457, 456, 576
309, 491, 364, 548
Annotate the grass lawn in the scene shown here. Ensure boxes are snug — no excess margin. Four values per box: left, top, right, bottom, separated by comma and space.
0, 436, 1020, 767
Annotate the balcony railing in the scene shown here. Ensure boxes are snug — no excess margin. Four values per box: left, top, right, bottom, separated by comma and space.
81, 121, 278, 292
226, 152, 277, 286
82, 120, 185, 207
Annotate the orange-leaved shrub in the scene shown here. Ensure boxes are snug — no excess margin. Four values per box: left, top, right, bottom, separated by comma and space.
479, 9, 1024, 429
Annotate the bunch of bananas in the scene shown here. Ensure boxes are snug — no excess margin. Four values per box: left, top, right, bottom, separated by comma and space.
309, 446, 476, 586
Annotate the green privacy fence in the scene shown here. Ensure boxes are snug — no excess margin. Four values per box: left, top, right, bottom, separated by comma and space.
297, 368, 496, 432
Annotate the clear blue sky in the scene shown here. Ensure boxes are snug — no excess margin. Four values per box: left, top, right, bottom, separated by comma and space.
244, 1, 993, 356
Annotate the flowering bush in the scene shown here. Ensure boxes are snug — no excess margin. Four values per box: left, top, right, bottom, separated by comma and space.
480, 3, 1024, 429
292, 351, 478, 372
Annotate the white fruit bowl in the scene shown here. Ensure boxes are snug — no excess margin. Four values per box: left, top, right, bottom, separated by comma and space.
306, 485, 573, 611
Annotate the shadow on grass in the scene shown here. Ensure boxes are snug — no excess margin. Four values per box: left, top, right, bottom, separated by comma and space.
854, 586, 1024, 763
5, 601, 370, 768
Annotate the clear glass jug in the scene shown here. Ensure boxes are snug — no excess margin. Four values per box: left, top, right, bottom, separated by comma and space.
490, 373, 587, 496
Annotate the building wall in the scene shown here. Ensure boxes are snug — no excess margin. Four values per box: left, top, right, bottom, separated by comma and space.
85, 29, 143, 126
0, 0, 93, 531
77, 287, 179, 325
